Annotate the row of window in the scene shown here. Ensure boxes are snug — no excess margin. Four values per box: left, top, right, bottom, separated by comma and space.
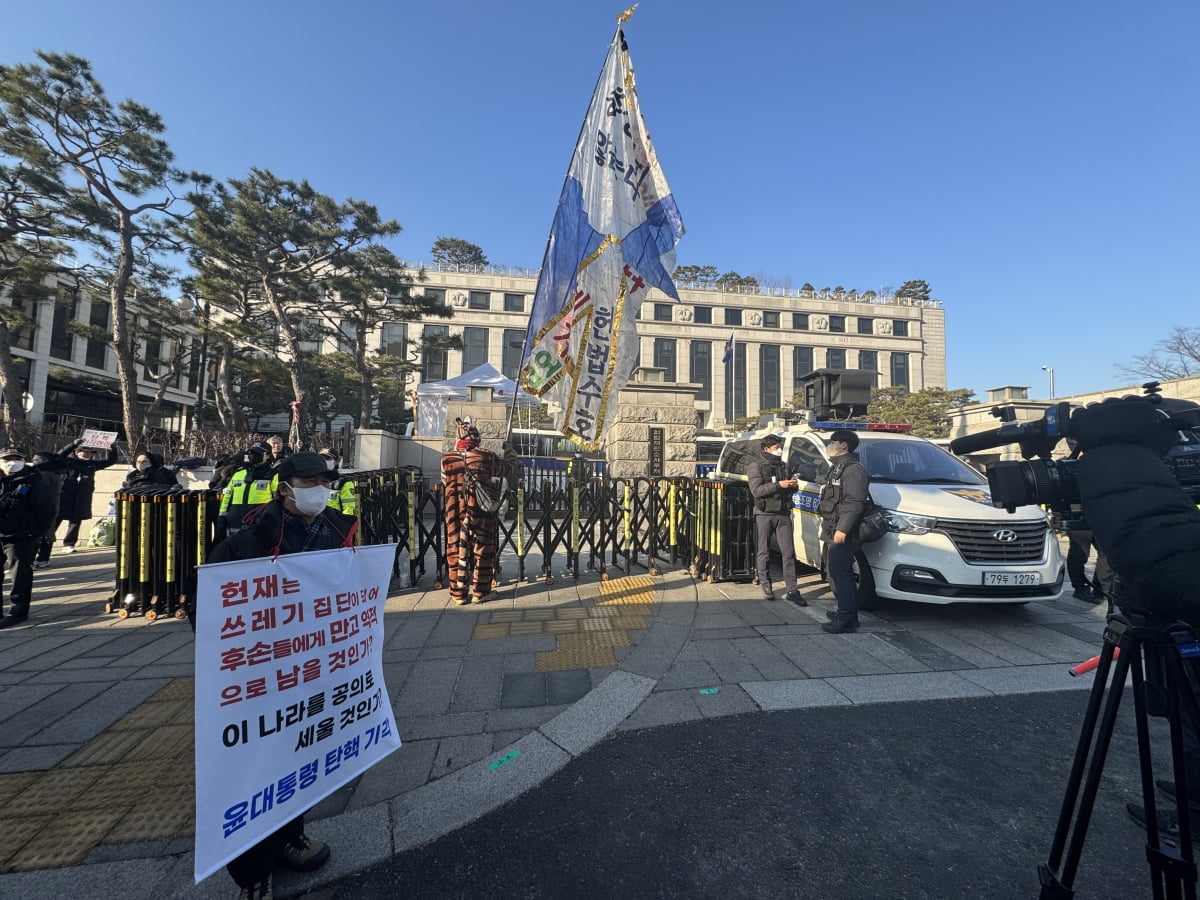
418, 286, 915, 340
649, 303, 911, 336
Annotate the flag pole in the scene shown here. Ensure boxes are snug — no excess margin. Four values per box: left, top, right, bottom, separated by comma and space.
507, 14, 631, 444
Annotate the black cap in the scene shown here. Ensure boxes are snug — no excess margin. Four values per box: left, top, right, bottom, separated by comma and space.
277, 451, 331, 480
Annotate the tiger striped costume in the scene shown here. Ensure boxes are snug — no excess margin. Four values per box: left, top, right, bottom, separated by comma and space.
440, 445, 518, 604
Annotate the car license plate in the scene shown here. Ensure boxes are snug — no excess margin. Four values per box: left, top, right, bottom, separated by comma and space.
983, 572, 1042, 586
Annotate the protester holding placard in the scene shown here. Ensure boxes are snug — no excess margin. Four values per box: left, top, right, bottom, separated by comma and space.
205, 451, 355, 899
39, 435, 118, 558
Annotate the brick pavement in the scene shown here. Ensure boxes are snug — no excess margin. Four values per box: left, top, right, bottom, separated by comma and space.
0, 543, 1108, 899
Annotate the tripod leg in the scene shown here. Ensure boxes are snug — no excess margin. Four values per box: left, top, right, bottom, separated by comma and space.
1040, 629, 1135, 899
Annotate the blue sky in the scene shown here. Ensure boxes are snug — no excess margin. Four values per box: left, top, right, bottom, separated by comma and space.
4, 0, 1197, 401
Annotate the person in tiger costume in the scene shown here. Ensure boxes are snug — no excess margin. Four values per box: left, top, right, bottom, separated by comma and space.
440, 425, 520, 604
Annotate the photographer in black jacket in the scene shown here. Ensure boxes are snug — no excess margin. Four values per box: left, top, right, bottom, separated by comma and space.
1070, 397, 1200, 845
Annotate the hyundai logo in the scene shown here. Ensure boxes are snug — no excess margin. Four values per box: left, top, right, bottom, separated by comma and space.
993, 529, 1019, 543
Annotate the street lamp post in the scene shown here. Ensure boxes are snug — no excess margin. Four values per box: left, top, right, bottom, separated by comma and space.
1041, 365, 1055, 398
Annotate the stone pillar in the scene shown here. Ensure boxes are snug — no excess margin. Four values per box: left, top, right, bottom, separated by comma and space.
604, 369, 700, 479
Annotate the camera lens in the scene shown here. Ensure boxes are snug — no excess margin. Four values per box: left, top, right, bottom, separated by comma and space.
987, 459, 1079, 512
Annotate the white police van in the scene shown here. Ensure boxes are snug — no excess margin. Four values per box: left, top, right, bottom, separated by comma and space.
717, 420, 1065, 607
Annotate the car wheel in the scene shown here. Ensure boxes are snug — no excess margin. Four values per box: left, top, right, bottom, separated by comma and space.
853, 548, 879, 610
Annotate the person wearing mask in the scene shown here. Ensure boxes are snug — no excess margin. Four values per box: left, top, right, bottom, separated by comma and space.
317, 448, 357, 516
218, 444, 275, 538
31, 452, 64, 571
746, 434, 803, 604
206, 451, 354, 899
0, 448, 61, 627
120, 452, 179, 490
819, 428, 870, 634
440, 426, 519, 604
50, 438, 119, 555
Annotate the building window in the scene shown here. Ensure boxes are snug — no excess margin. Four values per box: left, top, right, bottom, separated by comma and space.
652, 338, 677, 382
653, 303, 673, 322
891, 352, 910, 390
829, 315, 846, 333
380, 322, 407, 358
337, 319, 357, 353
142, 326, 163, 381
760, 344, 780, 410
827, 348, 846, 369
689, 341, 711, 402
858, 350, 878, 386
503, 293, 524, 312
49, 296, 77, 361
893, 319, 909, 337
462, 326, 489, 370
724, 308, 742, 326
857, 317, 874, 335
725, 341, 746, 422
9, 292, 38, 353
694, 305, 713, 324
501, 328, 524, 380
422, 324, 449, 382
468, 291, 490, 310
384, 286, 411, 305
85, 300, 108, 368
423, 286, 446, 304
298, 317, 323, 355
793, 313, 809, 330
792, 346, 813, 387
762, 310, 780, 329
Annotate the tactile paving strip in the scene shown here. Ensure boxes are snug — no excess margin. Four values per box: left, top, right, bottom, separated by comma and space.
0, 677, 198, 873
535, 647, 618, 670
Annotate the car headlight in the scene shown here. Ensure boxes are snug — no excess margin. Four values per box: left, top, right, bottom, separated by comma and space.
884, 509, 937, 535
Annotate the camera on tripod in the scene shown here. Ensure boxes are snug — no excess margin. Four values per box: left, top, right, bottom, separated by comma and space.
949, 384, 1200, 530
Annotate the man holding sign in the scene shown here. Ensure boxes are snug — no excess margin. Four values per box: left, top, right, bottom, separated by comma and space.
196, 451, 399, 898
40, 431, 118, 558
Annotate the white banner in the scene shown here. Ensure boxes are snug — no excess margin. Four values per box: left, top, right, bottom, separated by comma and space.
193, 544, 401, 882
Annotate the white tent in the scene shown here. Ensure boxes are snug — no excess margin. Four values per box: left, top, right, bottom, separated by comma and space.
415, 363, 540, 437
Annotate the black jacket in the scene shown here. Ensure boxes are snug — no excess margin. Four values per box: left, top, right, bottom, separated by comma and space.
57, 440, 119, 521
0, 467, 61, 540
1078, 444, 1200, 620
207, 500, 357, 563
817, 453, 869, 541
747, 452, 792, 515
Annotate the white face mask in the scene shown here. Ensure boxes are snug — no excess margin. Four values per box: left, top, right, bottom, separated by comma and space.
325, 460, 336, 470
769, 447, 783, 457
1, 460, 24, 475
287, 484, 330, 516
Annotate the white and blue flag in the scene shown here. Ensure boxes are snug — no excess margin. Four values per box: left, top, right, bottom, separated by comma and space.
521, 20, 684, 449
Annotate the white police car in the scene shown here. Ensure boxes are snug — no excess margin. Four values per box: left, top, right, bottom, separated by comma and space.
717, 421, 1065, 608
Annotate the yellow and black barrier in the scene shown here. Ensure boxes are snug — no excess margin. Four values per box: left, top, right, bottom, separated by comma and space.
688, 478, 755, 583
111, 485, 220, 620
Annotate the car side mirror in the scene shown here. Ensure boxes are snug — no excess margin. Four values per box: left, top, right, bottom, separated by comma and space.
794, 463, 818, 481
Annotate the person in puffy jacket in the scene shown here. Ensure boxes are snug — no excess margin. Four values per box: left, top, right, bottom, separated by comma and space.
120, 452, 179, 490
818, 428, 870, 634
0, 448, 63, 628
746, 434, 802, 604
51, 438, 118, 554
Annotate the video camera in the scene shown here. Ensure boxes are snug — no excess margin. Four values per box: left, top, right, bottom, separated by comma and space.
949, 383, 1200, 528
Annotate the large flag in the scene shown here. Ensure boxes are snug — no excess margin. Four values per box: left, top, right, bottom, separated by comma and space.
721, 331, 735, 365
521, 18, 684, 449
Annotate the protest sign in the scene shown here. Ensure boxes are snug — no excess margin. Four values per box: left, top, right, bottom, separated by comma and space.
79, 428, 117, 449
193, 543, 401, 882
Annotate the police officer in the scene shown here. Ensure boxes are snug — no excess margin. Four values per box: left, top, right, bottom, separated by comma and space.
317, 448, 357, 516
746, 434, 804, 604
0, 448, 61, 628
218, 443, 275, 537
819, 428, 870, 633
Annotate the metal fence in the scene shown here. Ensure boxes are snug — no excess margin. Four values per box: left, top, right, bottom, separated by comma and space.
108, 468, 761, 622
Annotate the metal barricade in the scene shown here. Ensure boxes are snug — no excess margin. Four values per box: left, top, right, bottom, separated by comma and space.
110, 485, 219, 620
